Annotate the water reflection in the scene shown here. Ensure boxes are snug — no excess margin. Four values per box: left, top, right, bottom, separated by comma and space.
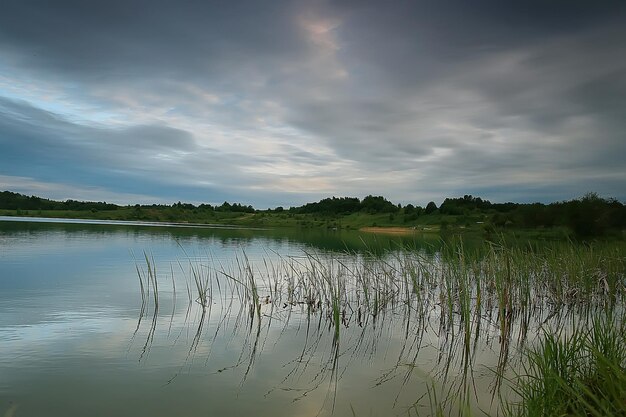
2, 219, 444, 416
1, 219, 621, 416
128, 252, 498, 415
0, 216, 451, 254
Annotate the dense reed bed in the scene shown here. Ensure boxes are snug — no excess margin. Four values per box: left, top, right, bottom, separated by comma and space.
134, 241, 626, 416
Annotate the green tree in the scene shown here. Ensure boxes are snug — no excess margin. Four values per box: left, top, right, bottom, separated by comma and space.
425, 201, 438, 214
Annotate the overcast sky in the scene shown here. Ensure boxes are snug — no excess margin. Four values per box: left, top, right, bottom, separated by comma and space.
1, 1, 625, 208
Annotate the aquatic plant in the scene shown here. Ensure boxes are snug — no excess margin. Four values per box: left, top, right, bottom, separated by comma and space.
131, 241, 625, 416
505, 315, 626, 417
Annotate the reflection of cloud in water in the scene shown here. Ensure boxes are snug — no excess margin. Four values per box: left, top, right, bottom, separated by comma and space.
2, 227, 621, 417
130, 252, 522, 415
1, 313, 137, 361
131, 246, 623, 416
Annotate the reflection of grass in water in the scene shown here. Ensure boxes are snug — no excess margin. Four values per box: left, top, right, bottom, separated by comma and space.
3, 402, 19, 417
131, 250, 160, 359
132, 241, 625, 416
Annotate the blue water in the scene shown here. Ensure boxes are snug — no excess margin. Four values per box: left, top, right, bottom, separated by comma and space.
0, 218, 496, 416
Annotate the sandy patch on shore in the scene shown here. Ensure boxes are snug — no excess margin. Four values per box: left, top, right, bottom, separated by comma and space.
360, 226, 420, 235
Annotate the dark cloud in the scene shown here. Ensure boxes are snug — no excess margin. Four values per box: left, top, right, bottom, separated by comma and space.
0, 0, 305, 87
0, 0, 624, 205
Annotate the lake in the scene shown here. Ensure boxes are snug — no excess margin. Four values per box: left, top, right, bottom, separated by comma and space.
2, 217, 618, 416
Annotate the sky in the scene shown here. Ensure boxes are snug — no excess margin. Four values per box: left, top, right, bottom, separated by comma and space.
0, 0, 625, 208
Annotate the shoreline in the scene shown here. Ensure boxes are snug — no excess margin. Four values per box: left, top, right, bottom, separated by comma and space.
359, 226, 437, 235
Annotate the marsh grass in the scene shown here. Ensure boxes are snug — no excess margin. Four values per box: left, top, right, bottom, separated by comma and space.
132, 240, 625, 416
505, 315, 626, 417
131, 250, 160, 358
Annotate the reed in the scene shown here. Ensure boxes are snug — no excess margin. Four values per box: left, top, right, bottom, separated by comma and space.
132, 240, 625, 416
505, 315, 626, 417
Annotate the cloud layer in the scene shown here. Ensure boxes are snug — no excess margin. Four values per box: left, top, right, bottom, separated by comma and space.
1, 0, 624, 207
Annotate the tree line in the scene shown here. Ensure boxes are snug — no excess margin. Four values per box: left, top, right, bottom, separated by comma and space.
0, 191, 254, 214
2, 190, 624, 237
437, 193, 625, 237
289, 195, 400, 215
283, 193, 625, 237
0, 191, 119, 211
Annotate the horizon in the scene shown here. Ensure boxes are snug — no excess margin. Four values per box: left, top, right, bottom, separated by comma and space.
2, 188, 620, 211
1, 1, 625, 208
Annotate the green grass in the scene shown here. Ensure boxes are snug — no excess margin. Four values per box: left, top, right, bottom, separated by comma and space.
0, 208, 532, 235
506, 316, 626, 417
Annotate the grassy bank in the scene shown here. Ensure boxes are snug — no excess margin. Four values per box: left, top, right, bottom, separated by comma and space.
2, 190, 624, 239
0, 207, 581, 241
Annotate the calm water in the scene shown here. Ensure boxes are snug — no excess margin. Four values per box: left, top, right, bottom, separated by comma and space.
0, 218, 499, 417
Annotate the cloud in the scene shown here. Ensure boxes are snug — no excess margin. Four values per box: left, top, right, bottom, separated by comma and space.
0, 175, 159, 204
0, 0, 624, 206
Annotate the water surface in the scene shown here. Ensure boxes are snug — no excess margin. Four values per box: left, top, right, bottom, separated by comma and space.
1, 218, 500, 416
